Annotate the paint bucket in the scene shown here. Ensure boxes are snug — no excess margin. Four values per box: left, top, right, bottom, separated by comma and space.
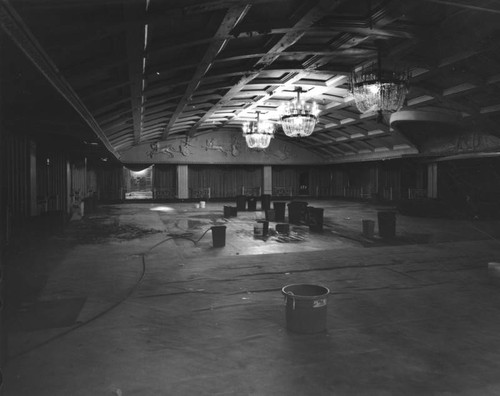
200, 201, 206, 208
308, 207, 324, 232
282, 284, 330, 334
236, 195, 246, 211
224, 206, 238, 218
254, 222, 264, 237
247, 196, 257, 211
362, 219, 375, 238
275, 223, 289, 234
287, 201, 308, 224
195, 203, 200, 209
273, 202, 286, 222
211, 225, 226, 247
261, 194, 271, 211
378, 211, 396, 238
257, 220, 269, 236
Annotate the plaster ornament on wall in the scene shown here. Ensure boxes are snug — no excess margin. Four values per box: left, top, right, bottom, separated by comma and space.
231, 136, 242, 157
179, 139, 195, 156
204, 137, 228, 156
147, 139, 196, 159
264, 144, 293, 161
426, 131, 500, 155
147, 142, 176, 158
456, 131, 482, 152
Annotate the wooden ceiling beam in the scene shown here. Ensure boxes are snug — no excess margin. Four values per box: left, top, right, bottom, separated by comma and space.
161, 4, 251, 140
186, 0, 348, 136
124, 0, 147, 146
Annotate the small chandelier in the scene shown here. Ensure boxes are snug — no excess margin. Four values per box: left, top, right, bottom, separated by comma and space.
242, 111, 274, 149
279, 87, 319, 138
350, 53, 409, 115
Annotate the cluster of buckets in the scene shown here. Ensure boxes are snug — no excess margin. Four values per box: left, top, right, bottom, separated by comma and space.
206, 207, 400, 335
194, 201, 206, 209
361, 211, 397, 239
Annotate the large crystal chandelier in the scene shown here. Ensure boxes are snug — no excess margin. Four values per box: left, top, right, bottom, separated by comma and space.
279, 87, 319, 138
242, 111, 274, 149
350, 54, 409, 115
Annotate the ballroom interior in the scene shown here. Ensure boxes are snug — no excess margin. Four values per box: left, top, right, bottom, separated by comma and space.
2, 0, 500, 395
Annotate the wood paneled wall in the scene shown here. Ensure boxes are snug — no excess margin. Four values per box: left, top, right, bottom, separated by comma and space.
4, 133, 30, 220
189, 165, 262, 198
36, 150, 67, 212
97, 165, 124, 201
153, 165, 176, 190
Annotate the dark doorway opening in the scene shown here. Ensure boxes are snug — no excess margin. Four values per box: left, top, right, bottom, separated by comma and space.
299, 171, 309, 195
125, 166, 153, 200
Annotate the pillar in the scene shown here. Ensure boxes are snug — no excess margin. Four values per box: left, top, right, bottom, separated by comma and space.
29, 140, 37, 216
0, 32, 7, 368
177, 164, 189, 199
263, 165, 272, 195
66, 160, 72, 215
427, 163, 438, 198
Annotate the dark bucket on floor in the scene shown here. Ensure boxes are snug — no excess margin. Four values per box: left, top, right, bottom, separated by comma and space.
362, 219, 375, 238
247, 196, 257, 211
261, 194, 271, 211
282, 284, 330, 334
223, 206, 237, 218
308, 207, 324, 232
378, 211, 396, 238
273, 202, 286, 222
211, 225, 226, 247
288, 201, 308, 224
236, 195, 246, 211
275, 223, 289, 234
257, 220, 269, 236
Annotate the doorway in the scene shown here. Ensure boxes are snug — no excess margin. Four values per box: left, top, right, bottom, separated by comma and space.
299, 171, 309, 196
125, 166, 153, 200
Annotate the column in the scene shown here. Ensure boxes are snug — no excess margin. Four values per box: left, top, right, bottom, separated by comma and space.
29, 140, 37, 216
263, 165, 272, 195
177, 164, 189, 199
427, 163, 438, 198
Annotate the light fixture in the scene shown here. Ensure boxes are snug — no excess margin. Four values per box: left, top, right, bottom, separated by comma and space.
242, 111, 274, 149
350, 52, 409, 115
279, 87, 319, 138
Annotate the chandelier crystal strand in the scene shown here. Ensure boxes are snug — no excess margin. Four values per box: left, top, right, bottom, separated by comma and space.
242, 111, 274, 149
279, 87, 319, 138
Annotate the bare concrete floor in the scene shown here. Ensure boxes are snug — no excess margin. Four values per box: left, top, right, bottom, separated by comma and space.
4, 199, 500, 395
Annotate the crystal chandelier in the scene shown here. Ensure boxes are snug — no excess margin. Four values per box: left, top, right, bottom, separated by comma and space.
242, 111, 274, 149
279, 87, 319, 138
350, 54, 409, 115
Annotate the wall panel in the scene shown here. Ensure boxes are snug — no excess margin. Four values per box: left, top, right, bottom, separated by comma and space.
189, 165, 262, 199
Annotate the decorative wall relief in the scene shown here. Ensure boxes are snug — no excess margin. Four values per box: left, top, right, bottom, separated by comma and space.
204, 137, 228, 156
425, 131, 500, 155
456, 130, 482, 152
147, 139, 195, 158
179, 139, 195, 156
264, 144, 293, 161
147, 142, 176, 158
231, 136, 242, 157
121, 130, 324, 164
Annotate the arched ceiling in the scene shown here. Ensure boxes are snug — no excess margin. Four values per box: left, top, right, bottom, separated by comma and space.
1, 0, 500, 162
